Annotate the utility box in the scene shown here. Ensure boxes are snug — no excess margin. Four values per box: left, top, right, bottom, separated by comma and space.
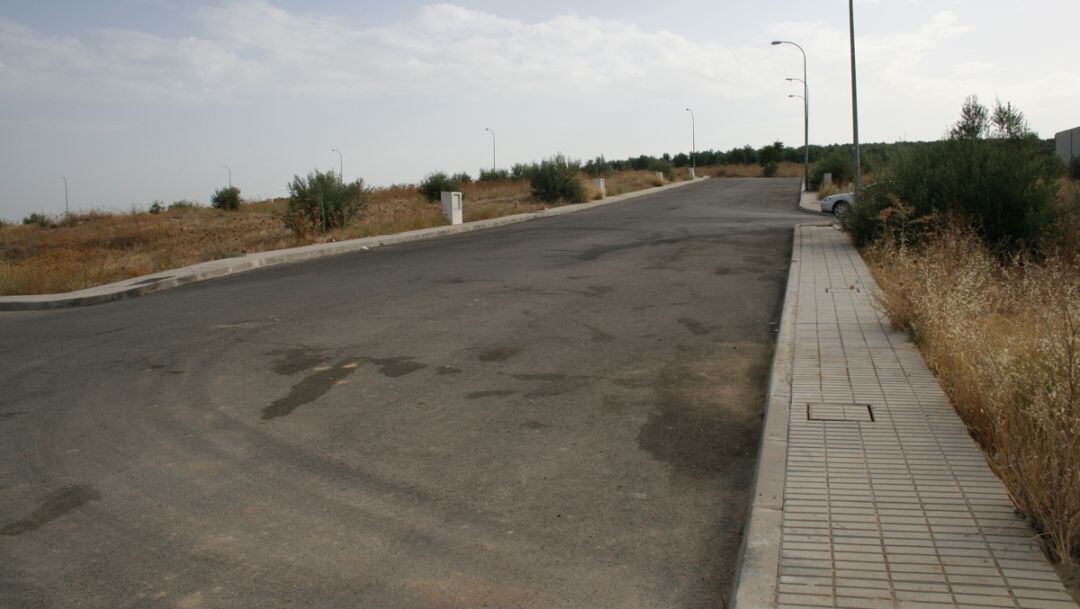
594, 178, 606, 199
441, 191, 462, 225
655, 171, 665, 182
823, 172, 833, 186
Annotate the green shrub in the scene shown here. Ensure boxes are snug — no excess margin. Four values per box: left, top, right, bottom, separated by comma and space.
284, 169, 368, 234
844, 138, 1059, 253
1070, 156, 1080, 181
419, 172, 464, 201
479, 168, 511, 181
809, 148, 853, 191
762, 161, 779, 177
169, 199, 199, 211
757, 141, 784, 168
452, 171, 472, 185
531, 155, 586, 204
148, 201, 164, 214
211, 186, 241, 211
584, 155, 613, 177
650, 158, 674, 180
22, 213, 54, 228
511, 163, 537, 180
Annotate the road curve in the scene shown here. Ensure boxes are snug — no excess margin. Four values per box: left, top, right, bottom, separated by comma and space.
0, 178, 806, 609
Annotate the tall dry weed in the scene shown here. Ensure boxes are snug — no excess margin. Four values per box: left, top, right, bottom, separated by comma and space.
868, 226, 1080, 564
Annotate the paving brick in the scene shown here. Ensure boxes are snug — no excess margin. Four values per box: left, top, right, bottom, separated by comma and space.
771, 227, 1077, 609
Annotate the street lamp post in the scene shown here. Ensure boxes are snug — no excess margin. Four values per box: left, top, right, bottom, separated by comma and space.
62, 177, 68, 215
772, 40, 809, 190
220, 164, 232, 188
484, 128, 496, 173
847, 0, 862, 197
786, 77, 809, 190
330, 148, 343, 181
685, 108, 696, 178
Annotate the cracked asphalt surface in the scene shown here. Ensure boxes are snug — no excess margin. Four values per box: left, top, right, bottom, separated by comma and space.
0, 178, 809, 609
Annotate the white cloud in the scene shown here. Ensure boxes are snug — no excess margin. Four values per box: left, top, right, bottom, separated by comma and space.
0, 2, 790, 103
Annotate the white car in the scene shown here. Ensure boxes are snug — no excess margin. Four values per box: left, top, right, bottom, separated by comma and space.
820, 192, 853, 218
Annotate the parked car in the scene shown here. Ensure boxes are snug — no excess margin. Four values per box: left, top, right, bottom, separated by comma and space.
820, 192, 853, 218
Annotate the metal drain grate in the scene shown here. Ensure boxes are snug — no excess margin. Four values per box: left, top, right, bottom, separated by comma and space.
824, 286, 861, 294
807, 403, 875, 422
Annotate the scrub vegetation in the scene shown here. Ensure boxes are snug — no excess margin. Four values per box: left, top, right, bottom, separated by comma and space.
1, 143, 808, 296
854, 96, 1080, 570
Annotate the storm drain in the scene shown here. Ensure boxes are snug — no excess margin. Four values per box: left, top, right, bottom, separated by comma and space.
807, 403, 875, 422
824, 286, 861, 294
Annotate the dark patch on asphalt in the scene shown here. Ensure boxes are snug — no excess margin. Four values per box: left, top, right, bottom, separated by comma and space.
1, 485, 101, 536
510, 373, 567, 382
94, 328, 123, 336
521, 420, 550, 430
637, 356, 761, 479
576, 285, 614, 298
580, 323, 615, 343
262, 360, 360, 420
714, 266, 732, 276
148, 364, 165, 370
742, 255, 770, 267
601, 395, 627, 413
0, 411, 28, 421
436, 365, 462, 375
577, 237, 685, 262
678, 317, 711, 336
466, 390, 516, 400
478, 347, 520, 362
367, 357, 427, 378
271, 347, 327, 376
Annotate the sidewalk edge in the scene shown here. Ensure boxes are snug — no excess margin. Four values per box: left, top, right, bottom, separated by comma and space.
729, 224, 802, 609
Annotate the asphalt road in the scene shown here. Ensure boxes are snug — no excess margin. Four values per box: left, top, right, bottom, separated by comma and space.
0, 178, 809, 609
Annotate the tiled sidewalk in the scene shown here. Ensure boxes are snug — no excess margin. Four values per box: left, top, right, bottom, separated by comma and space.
777, 226, 1076, 609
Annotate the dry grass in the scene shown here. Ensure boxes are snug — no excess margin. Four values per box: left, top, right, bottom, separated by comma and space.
1, 161, 816, 296
1, 174, 605, 295
0, 207, 298, 295
867, 225, 1080, 567
604, 170, 667, 196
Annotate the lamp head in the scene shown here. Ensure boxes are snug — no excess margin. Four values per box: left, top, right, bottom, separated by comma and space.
771, 40, 782, 45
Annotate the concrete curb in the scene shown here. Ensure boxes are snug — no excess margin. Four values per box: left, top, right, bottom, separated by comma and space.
798, 190, 822, 214
0, 178, 709, 311
728, 224, 802, 609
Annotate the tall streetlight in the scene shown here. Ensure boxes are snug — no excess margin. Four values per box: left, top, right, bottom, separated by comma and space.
685, 108, 696, 178
484, 128, 496, 172
62, 177, 69, 215
220, 164, 232, 188
772, 40, 809, 190
330, 148, 343, 181
847, 0, 862, 197
786, 77, 809, 190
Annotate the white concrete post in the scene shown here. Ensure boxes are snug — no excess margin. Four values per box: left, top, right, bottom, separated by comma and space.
822, 172, 832, 187
594, 178, 606, 199
441, 191, 463, 225
689, 167, 696, 179
655, 171, 665, 182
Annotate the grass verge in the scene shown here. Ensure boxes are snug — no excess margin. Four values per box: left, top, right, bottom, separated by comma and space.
866, 225, 1079, 575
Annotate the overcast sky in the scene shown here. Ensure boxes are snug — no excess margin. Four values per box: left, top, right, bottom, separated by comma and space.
1, 0, 1077, 220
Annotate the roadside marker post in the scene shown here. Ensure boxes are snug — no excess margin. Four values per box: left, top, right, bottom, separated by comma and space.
441, 191, 463, 225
